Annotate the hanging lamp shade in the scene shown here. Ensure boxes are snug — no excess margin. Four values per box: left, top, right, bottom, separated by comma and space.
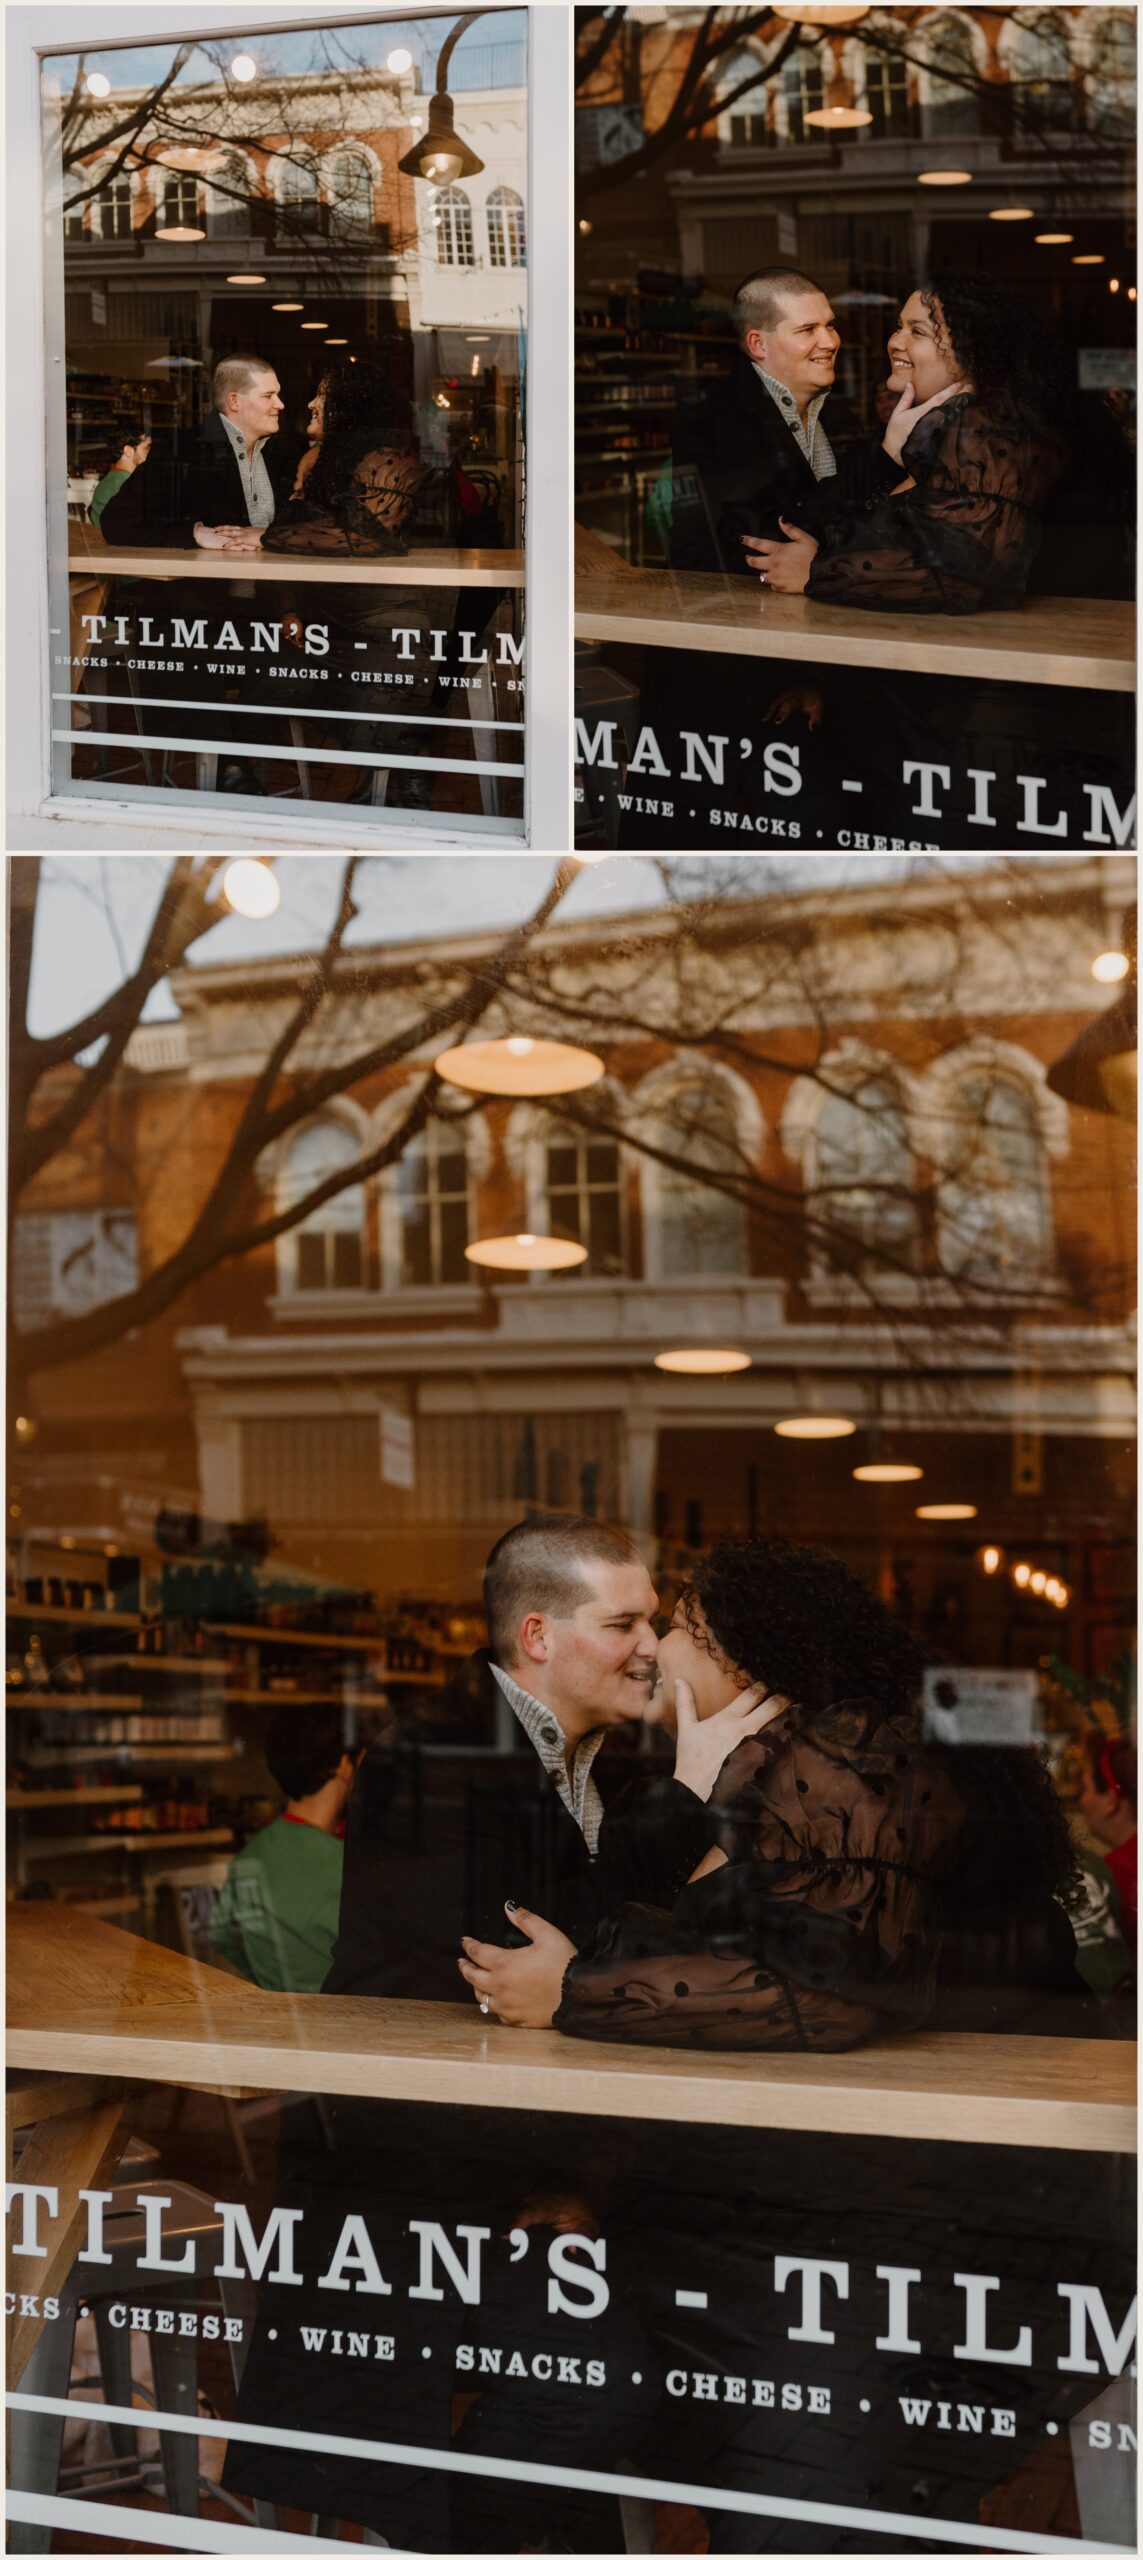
434, 1036, 605, 1096
772, 3, 871, 23
654, 1348, 752, 1375
465, 1234, 587, 1272
398, 91, 484, 182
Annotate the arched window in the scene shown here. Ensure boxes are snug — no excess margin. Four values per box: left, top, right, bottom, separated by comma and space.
397, 1120, 470, 1286
161, 171, 201, 231
1087, 10, 1134, 134
63, 193, 87, 241
434, 184, 474, 267
940, 1078, 1049, 1284
815, 1078, 917, 1267
487, 185, 526, 269
328, 147, 374, 239
95, 172, 134, 237
1004, 11, 1073, 127
207, 152, 250, 238
716, 46, 770, 148
278, 150, 320, 236
863, 39, 915, 138
781, 52, 825, 143
652, 1082, 748, 1279
545, 1123, 624, 1276
921, 14, 981, 137
282, 1122, 365, 1293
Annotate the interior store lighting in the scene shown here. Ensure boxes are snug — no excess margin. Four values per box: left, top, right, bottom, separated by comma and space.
155, 225, 206, 242
14, 1417, 37, 1443
301, 320, 329, 330
1029, 1570, 1047, 1594
465, 1235, 588, 1273
327, 337, 349, 346
980, 1546, 1002, 1574
1013, 1562, 1031, 1587
231, 55, 258, 82
398, 16, 485, 184
579, 219, 593, 236
227, 274, 267, 285
772, 3, 871, 22
1092, 950, 1129, 983
386, 47, 414, 73
654, 1348, 753, 1375
1035, 232, 1073, 245
1129, 288, 1138, 303
273, 301, 304, 312
1109, 279, 1121, 293
85, 71, 112, 97
988, 207, 1035, 222
774, 1416, 855, 1440
1073, 254, 1106, 266
1048, 905, 1137, 1120
915, 1503, 977, 1520
222, 859, 280, 920
917, 170, 973, 186
804, 106, 874, 129
433, 1037, 605, 1097
852, 1461, 923, 1482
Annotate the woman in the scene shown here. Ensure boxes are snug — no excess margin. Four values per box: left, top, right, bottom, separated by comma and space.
259, 357, 418, 558
745, 273, 1069, 613
1076, 1731, 1137, 1958
460, 1536, 954, 2048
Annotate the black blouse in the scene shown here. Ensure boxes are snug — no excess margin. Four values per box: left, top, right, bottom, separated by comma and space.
555, 1698, 967, 2053
806, 393, 1068, 615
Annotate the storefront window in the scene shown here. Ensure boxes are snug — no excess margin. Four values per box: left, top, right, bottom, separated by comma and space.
41, 10, 529, 835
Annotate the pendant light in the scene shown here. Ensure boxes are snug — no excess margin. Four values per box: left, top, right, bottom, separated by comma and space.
434, 1036, 605, 1097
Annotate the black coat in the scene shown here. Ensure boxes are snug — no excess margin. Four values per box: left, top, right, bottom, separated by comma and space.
668, 353, 898, 573
322, 1679, 708, 2003
98, 407, 299, 547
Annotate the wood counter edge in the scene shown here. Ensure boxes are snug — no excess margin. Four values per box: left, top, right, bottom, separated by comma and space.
7, 2027, 1134, 2153
573, 608, 1134, 692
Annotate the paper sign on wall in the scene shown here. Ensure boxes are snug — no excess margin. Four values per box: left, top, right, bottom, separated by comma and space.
380, 1407, 414, 1490
922, 1666, 1040, 1746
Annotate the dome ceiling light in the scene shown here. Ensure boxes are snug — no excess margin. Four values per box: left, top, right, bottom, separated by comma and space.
433, 1036, 605, 1096
772, 3, 872, 24
654, 1348, 753, 1375
465, 1234, 588, 1272
915, 1503, 977, 1521
852, 1461, 923, 1483
774, 1415, 855, 1439
804, 105, 874, 129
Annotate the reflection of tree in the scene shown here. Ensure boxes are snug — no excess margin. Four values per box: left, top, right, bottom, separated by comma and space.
9, 856, 1131, 1393
575, 7, 1132, 199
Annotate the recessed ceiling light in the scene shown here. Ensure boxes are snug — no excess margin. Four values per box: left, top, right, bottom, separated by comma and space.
326, 337, 348, 345
1035, 232, 1073, 245
917, 169, 973, 187
775, 1416, 856, 1440
273, 302, 304, 312
301, 320, 329, 329
852, 1462, 923, 1483
988, 207, 1035, 222
1072, 254, 1105, 266
916, 1503, 978, 1521
654, 1348, 753, 1375
226, 273, 266, 284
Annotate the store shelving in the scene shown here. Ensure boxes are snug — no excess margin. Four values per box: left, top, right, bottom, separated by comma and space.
575, 286, 736, 564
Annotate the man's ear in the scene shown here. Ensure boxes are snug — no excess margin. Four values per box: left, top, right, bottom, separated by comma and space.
517, 1611, 548, 1666
744, 328, 767, 368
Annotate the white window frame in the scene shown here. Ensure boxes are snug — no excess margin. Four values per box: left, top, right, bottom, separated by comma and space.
629, 1054, 763, 1286
7, 1, 569, 854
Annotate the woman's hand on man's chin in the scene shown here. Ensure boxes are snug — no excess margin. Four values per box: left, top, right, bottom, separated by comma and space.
672, 1676, 787, 1803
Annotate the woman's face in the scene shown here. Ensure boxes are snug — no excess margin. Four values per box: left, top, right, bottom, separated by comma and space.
307, 384, 326, 443
657, 1595, 752, 1721
886, 291, 963, 406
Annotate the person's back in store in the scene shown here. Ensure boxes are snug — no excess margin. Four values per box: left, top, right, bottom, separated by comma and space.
211, 1704, 356, 1993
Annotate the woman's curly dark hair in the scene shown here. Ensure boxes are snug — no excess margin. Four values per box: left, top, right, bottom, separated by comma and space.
304, 357, 411, 511
918, 270, 1075, 430
681, 1534, 923, 1719
931, 1741, 1085, 1913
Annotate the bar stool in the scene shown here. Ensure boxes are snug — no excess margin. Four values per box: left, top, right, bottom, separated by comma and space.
9, 2180, 226, 2555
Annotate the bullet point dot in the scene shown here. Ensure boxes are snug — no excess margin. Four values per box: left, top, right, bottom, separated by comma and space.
422, 2345, 432, 2359
859, 2398, 870, 2414
632, 2371, 642, 2386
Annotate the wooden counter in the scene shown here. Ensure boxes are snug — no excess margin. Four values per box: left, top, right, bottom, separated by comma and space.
8, 1908, 1135, 2154
575, 565, 1134, 692
69, 523, 523, 589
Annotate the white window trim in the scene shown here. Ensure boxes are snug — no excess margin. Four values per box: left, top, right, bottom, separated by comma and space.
503, 1088, 629, 1282
913, 1037, 1066, 1287
8, 2, 568, 855
374, 1077, 489, 1294
628, 1052, 763, 1286
781, 1040, 921, 1282
264, 1096, 372, 1302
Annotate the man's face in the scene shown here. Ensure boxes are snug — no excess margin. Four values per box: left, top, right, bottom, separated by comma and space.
749, 291, 839, 402
522, 1559, 660, 1731
229, 369, 284, 441
886, 292, 962, 406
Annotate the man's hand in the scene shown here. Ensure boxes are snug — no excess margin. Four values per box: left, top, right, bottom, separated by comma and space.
193, 522, 263, 552
458, 1905, 577, 2028
743, 520, 819, 594
673, 1677, 788, 1804
765, 683, 823, 731
880, 378, 968, 467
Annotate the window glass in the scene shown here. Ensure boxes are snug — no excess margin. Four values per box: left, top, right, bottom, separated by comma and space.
654, 1083, 747, 1277
943, 1077, 1048, 1281
281, 1121, 366, 1292
42, 11, 528, 837
816, 1079, 917, 1264
545, 1121, 624, 1273
398, 1121, 472, 1284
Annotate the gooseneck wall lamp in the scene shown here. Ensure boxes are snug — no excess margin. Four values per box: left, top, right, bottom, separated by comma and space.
398, 12, 487, 182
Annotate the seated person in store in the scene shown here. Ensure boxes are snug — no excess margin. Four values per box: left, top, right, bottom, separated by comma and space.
256, 358, 419, 556
666, 265, 924, 574
323, 1512, 749, 2001
458, 1533, 1097, 2049
97, 354, 297, 551
87, 423, 151, 526
745, 274, 1068, 612
211, 1705, 357, 1992
1075, 1730, 1137, 1959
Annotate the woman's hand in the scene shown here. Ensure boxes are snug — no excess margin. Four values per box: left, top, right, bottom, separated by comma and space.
291, 446, 320, 500
765, 683, 823, 731
672, 1677, 787, 1803
880, 378, 969, 466
458, 1905, 577, 2028
743, 520, 819, 593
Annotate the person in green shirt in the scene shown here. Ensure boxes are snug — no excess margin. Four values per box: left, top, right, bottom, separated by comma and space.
88, 425, 151, 526
211, 1706, 357, 1993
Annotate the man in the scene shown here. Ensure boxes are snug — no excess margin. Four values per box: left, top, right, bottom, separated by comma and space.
667, 265, 899, 573
98, 353, 294, 550
211, 1705, 356, 1992
323, 1512, 716, 2001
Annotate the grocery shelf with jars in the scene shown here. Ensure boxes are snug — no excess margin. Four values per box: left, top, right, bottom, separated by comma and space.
574, 275, 736, 565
